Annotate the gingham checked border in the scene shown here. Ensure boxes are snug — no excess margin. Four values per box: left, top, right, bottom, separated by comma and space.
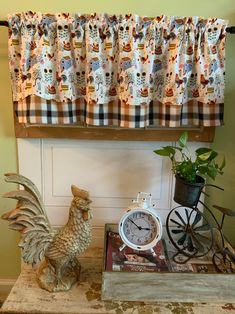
14, 96, 224, 128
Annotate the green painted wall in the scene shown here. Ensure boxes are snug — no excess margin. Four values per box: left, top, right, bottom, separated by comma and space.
0, 0, 235, 278
0, 22, 20, 278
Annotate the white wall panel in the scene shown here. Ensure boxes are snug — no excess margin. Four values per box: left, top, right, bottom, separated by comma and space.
17, 138, 205, 248
42, 140, 171, 205
17, 138, 43, 194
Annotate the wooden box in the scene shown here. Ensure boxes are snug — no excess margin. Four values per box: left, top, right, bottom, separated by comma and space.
101, 224, 235, 303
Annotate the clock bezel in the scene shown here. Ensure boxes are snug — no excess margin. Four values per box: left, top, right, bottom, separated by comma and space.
118, 208, 162, 251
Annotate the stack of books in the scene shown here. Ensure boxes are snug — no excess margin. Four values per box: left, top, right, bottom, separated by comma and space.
105, 231, 218, 273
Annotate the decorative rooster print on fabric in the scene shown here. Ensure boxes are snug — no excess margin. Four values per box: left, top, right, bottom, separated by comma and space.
1, 173, 93, 292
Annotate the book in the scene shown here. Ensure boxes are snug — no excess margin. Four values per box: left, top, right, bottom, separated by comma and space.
105, 230, 218, 273
163, 237, 218, 273
105, 231, 170, 272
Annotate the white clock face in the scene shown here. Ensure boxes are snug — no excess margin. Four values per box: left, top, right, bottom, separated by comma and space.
121, 210, 159, 248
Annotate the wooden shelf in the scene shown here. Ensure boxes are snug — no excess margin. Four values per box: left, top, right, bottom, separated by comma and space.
14, 117, 215, 142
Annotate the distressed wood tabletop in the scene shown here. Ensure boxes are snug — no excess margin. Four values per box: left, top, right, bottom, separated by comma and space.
1, 254, 235, 314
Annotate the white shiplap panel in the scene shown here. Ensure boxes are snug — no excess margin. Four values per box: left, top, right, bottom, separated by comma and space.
42, 140, 172, 210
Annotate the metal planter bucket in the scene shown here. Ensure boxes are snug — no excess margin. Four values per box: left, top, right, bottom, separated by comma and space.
173, 175, 205, 207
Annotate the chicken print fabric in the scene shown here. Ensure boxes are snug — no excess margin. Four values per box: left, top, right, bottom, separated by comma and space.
8, 12, 228, 127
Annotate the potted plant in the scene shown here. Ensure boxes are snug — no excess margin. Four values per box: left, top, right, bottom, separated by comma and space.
154, 132, 225, 206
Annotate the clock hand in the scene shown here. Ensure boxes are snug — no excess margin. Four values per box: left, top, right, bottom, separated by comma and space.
128, 218, 141, 230
128, 219, 151, 231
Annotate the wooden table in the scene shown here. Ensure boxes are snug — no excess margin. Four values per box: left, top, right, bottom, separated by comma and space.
1, 255, 235, 314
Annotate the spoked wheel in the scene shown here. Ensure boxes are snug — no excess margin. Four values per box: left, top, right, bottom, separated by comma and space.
166, 206, 214, 258
213, 251, 235, 273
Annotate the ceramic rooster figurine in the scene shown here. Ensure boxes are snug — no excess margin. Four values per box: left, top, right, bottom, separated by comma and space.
1, 173, 93, 292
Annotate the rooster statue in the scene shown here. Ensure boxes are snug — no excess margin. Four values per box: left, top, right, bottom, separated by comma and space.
1, 173, 93, 292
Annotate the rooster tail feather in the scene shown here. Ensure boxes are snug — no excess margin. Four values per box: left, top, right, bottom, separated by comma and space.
10, 216, 35, 229
20, 236, 53, 264
3, 190, 45, 216
4, 173, 44, 210
2, 173, 55, 266
2, 204, 39, 220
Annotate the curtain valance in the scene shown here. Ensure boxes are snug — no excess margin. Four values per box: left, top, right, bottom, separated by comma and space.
8, 12, 228, 127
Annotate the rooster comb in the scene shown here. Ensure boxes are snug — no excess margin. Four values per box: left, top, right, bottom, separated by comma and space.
71, 185, 90, 200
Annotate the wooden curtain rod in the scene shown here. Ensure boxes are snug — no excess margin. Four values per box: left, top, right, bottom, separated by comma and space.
0, 20, 8, 27
1, 20, 235, 33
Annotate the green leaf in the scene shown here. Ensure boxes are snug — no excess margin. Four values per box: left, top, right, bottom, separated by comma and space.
206, 166, 218, 180
178, 131, 188, 148
219, 157, 226, 170
196, 148, 218, 161
197, 151, 213, 161
154, 148, 174, 157
176, 161, 197, 182
196, 147, 211, 155
197, 165, 208, 175
164, 146, 176, 155
208, 150, 218, 161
